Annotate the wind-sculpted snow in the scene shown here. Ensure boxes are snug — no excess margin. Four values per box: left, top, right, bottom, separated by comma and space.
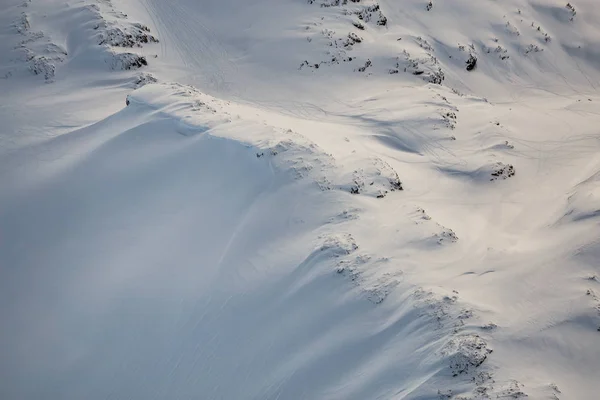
0, 0, 158, 82
0, 78, 502, 399
8, 11, 66, 81
2, 0, 600, 399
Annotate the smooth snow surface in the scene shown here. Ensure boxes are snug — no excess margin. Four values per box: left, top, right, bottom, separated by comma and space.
1, 0, 600, 399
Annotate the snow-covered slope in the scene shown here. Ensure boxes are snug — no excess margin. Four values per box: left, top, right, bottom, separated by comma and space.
1, 0, 600, 399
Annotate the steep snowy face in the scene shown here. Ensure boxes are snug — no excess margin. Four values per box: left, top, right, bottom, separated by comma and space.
1, 1, 600, 399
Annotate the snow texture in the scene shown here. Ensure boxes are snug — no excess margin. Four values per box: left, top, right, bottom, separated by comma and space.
1, 0, 600, 399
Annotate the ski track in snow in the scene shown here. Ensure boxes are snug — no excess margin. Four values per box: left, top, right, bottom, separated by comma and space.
142, 0, 235, 91
1, 0, 600, 399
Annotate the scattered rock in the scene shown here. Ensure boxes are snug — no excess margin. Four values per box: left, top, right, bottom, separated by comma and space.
341, 158, 403, 197
96, 22, 158, 47
524, 43, 544, 54
336, 254, 398, 304
14, 12, 30, 34
480, 323, 498, 331
566, 3, 577, 21
466, 54, 477, 71
442, 334, 492, 377
28, 55, 55, 81
495, 380, 528, 399
436, 228, 458, 244
132, 72, 158, 88
490, 163, 516, 181
111, 52, 147, 70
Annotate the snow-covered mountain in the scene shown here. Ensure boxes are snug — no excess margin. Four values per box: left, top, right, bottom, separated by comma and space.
1, 0, 599, 399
